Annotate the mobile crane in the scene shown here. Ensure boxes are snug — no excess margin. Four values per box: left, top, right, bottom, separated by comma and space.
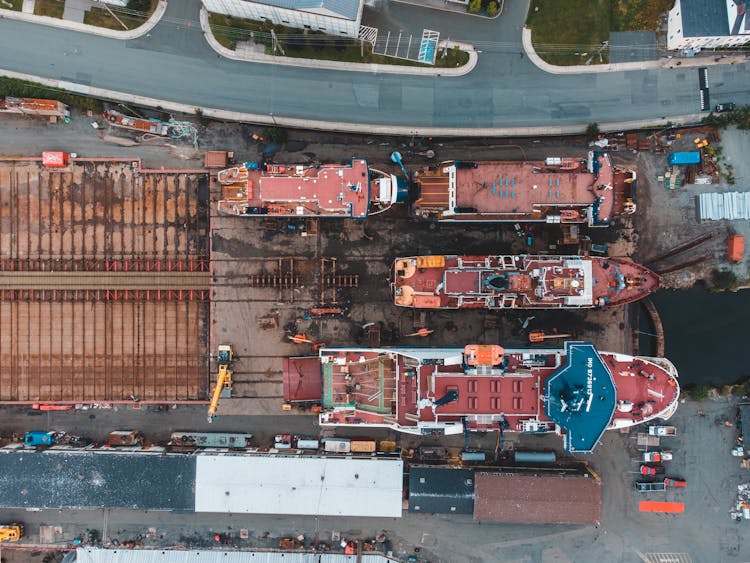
207, 345, 233, 423
0, 523, 24, 543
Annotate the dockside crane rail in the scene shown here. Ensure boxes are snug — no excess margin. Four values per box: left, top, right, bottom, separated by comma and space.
207, 344, 233, 423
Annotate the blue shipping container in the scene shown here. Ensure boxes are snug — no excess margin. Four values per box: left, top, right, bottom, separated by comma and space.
668, 152, 701, 166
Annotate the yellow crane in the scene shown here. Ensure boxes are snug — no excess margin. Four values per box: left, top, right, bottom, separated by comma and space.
207, 344, 233, 423
0, 523, 23, 543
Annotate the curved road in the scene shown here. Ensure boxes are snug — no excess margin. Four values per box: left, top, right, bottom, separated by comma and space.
0, 0, 748, 132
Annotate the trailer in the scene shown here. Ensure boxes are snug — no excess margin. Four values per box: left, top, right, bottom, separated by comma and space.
635, 481, 666, 492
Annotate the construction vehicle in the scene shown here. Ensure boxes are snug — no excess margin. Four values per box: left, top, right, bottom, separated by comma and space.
528, 331, 572, 343
0, 523, 24, 543
207, 345, 233, 423
288, 334, 326, 349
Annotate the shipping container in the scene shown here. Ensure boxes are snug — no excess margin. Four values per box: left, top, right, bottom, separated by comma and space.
639, 501, 684, 513
41, 152, 68, 168
107, 430, 144, 446
728, 234, 745, 262
668, 151, 701, 166
350, 439, 376, 453
461, 451, 486, 462
295, 439, 320, 450
514, 451, 556, 463
323, 438, 351, 453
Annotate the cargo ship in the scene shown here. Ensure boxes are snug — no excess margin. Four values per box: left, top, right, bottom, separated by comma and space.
283, 342, 680, 453
216, 158, 407, 219
392, 255, 659, 310
410, 151, 635, 225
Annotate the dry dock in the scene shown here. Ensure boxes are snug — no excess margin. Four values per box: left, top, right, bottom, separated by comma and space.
0, 157, 210, 403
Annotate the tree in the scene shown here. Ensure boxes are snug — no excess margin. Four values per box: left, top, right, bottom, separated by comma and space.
487, 1, 499, 16
263, 127, 288, 144
689, 385, 709, 401
468, 0, 482, 13
585, 122, 600, 140
711, 268, 737, 291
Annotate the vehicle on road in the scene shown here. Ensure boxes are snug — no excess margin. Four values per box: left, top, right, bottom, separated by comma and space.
715, 102, 736, 113
643, 450, 673, 462
0, 523, 24, 543
640, 464, 666, 476
648, 425, 677, 436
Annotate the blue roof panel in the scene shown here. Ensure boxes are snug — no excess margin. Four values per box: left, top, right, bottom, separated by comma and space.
545, 342, 616, 453
680, 0, 729, 38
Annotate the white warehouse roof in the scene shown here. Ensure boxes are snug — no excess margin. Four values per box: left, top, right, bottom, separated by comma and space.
194, 454, 403, 517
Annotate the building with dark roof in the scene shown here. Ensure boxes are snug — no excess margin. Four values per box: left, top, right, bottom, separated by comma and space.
408, 466, 475, 514
0, 449, 195, 511
473, 472, 601, 525
202, 0, 363, 38
667, 0, 750, 50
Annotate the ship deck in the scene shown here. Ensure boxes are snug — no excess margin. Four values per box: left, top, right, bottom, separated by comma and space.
318, 344, 679, 452
413, 154, 621, 223
218, 159, 372, 218
394, 255, 658, 310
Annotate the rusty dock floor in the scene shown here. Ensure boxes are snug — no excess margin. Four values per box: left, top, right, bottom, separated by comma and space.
0, 158, 210, 403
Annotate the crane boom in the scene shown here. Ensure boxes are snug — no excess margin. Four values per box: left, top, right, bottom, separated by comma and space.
207, 345, 233, 423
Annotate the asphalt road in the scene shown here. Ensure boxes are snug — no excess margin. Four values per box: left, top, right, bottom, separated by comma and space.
0, 0, 748, 130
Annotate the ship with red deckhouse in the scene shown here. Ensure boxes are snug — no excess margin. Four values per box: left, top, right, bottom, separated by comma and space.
410, 151, 636, 225
393, 254, 659, 310
283, 342, 679, 453
216, 158, 407, 219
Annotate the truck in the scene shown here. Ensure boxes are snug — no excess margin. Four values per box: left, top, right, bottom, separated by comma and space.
635, 478, 686, 492
0, 523, 24, 543
665, 477, 687, 488
648, 426, 677, 436
643, 450, 673, 462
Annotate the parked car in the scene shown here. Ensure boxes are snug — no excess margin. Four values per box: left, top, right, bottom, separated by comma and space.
640, 464, 666, 476
715, 102, 736, 113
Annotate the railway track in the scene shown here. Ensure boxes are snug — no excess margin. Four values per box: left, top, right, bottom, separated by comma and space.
0, 271, 211, 290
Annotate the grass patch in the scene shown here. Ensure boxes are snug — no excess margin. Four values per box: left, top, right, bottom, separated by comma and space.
83, 0, 157, 30
527, 0, 673, 66
208, 13, 469, 68
34, 0, 64, 18
0, 0, 24, 11
0, 76, 103, 113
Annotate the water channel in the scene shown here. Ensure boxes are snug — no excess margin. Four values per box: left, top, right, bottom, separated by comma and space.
641, 286, 750, 386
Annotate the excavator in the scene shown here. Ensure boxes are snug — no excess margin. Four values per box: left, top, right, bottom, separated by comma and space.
0, 523, 24, 543
207, 345, 233, 423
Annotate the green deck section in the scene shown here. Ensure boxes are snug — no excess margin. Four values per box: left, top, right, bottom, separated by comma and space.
322, 357, 392, 413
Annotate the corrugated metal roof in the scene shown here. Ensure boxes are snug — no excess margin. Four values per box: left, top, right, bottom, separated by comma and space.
194, 454, 403, 517
473, 472, 601, 525
680, 0, 729, 38
408, 466, 474, 514
699, 192, 750, 220
0, 449, 195, 511
76, 549, 395, 563
251, 0, 360, 21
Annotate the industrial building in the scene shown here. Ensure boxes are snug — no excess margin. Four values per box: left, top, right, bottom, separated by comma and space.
202, 0, 363, 37
473, 472, 602, 525
408, 466, 475, 514
667, 0, 750, 51
0, 447, 403, 517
